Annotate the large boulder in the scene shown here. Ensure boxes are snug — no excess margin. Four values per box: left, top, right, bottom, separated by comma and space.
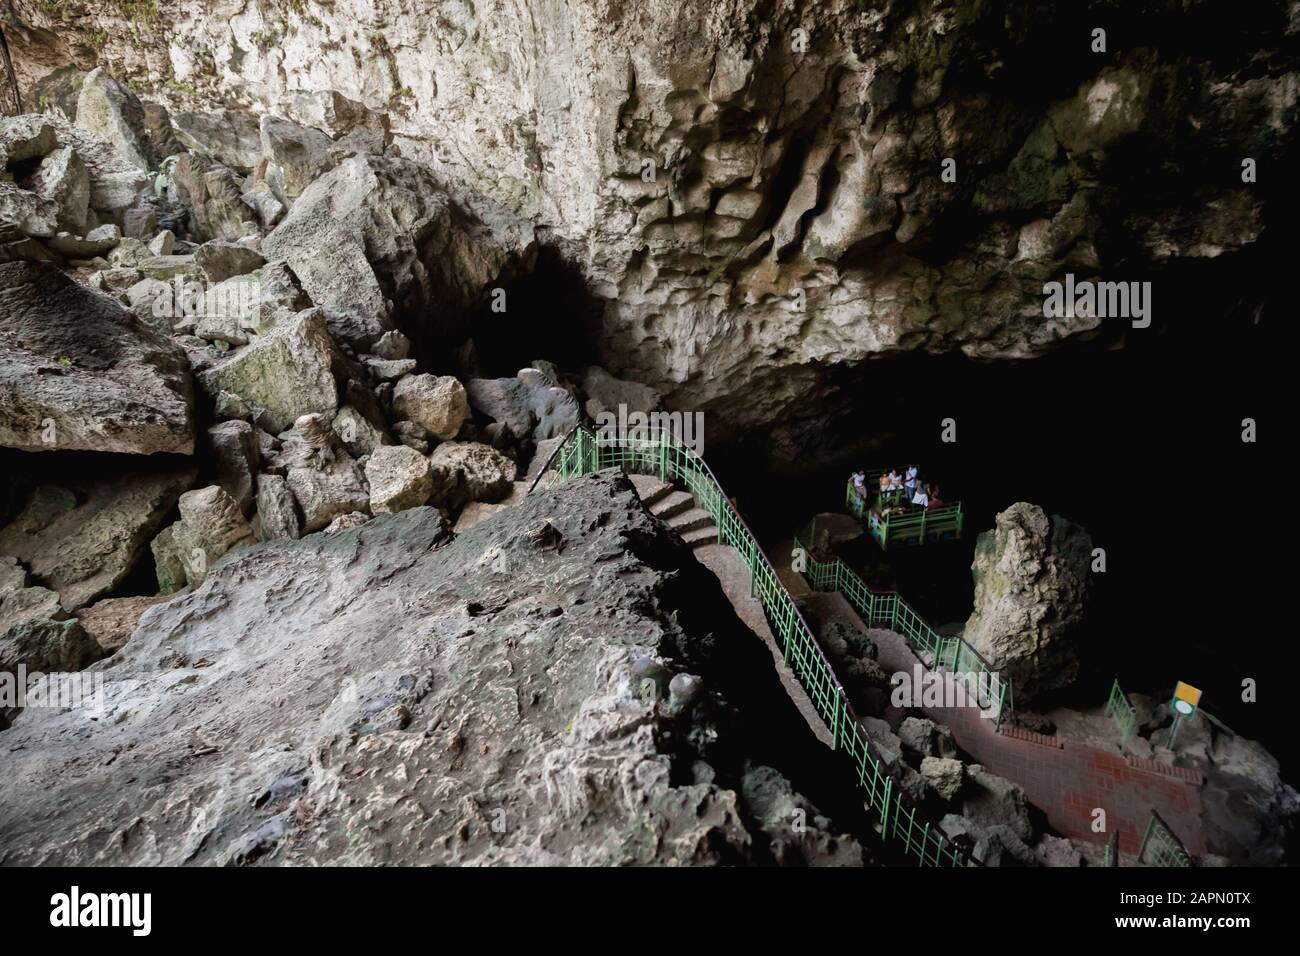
170, 154, 258, 241
1199, 730, 1300, 866
196, 308, 340, 434
168, 485, 256, 587
365, 444, 432, 514
0, 261, 195, 455
187, 261, 310, 344
286, 459, 370, 533
253, 474, 302, 541
920, 756, 965, 802
194, 240, 266, 283
259, 114, 335, 206
149, 524, 187, 595
77, 593, 172, 655
0, 472, 864, 865
391, 373, 469, 441
23, 146, 90, 234
74, 68, 153, 171
0, 556, 101, 674
270, 417, 371, 533
428, 441, 518, 509
1, 114, 147, 221
0, 116, 57, 164
261, 154, 530, 349
466, 368, 580, 442
963, 503, 1092, 704
580, 365, 663, 417
207, 420, 260, 513
332, 402, 388, 458
259, 159, 391, 348
0, 181, 59, 237
170, 110, 263, 171
0, 462, 196, 611
960, 765, 1036, 844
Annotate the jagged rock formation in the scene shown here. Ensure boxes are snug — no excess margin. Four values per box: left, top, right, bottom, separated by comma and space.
0, 261, 195, 455
3, 1, 1293, 453
0, 472, 866, 866
0, 90, 548, 619
1111, 693, 1300, 866
0, 554, 100, 680
963, 502, 1092, 705
0, 457, 195, 610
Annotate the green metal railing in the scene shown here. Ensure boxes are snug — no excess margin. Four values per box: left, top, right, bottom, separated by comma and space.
845, 481, 964, 550
1105, 678, 1138, 752
869, 502, 964, 550
846, 482, 868, 519
1138, 810, 1192, 867
792, 536, 1010, 728
534, 426, 977, 867
1102, 831, 1120, 867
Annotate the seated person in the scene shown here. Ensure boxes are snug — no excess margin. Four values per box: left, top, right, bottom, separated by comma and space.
911, 485, 929, 507
927, 484, 944, 507
878, 472, 890, 493
887, 468, 903, 490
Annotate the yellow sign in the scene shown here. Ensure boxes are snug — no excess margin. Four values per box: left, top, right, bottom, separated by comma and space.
1172, 681, 1202, 716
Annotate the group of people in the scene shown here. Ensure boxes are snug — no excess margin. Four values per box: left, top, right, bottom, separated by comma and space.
850, 465, 945, 511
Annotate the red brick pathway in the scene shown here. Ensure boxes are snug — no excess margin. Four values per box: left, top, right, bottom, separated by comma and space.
810, 592, 1206, 858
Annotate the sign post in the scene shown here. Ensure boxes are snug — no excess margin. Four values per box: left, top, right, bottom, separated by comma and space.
1168, 681, 1202, 750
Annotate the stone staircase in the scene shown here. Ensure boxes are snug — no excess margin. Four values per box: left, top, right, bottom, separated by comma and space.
629, 475, 717, 547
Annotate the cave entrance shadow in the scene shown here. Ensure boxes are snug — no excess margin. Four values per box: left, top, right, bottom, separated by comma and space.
444, 246, 605, 379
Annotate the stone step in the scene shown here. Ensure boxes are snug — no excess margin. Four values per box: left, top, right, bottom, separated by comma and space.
682, 526, 718, 548
628, 473, 675, 507
669, 507, 713, 533
651, 490, 695, 519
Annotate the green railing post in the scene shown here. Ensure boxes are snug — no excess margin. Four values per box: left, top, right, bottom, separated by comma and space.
1137, 810, 1192, 867
1106, 678, 1137, 752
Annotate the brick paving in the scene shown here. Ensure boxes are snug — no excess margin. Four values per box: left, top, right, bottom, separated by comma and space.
808, 591, 1206, 858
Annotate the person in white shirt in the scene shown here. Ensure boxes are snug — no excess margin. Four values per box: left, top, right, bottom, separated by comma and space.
911, 486, 929, 507
852, 469, 866, 497
887, 469, 902, 490
905, 465, 919, 494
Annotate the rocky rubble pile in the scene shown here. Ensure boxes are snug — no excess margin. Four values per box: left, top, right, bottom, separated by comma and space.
813, 615, 1064, 866
0, 83, 762, 746
0, 69, 652, 686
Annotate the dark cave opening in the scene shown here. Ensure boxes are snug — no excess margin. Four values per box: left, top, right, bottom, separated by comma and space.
452, 246, 604, 379
701, 245, 1285, 768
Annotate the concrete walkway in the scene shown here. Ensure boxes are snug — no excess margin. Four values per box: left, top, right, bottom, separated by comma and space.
804, 590, 1206, 858
625, 475, 834, 748
693, 542, 833, 748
